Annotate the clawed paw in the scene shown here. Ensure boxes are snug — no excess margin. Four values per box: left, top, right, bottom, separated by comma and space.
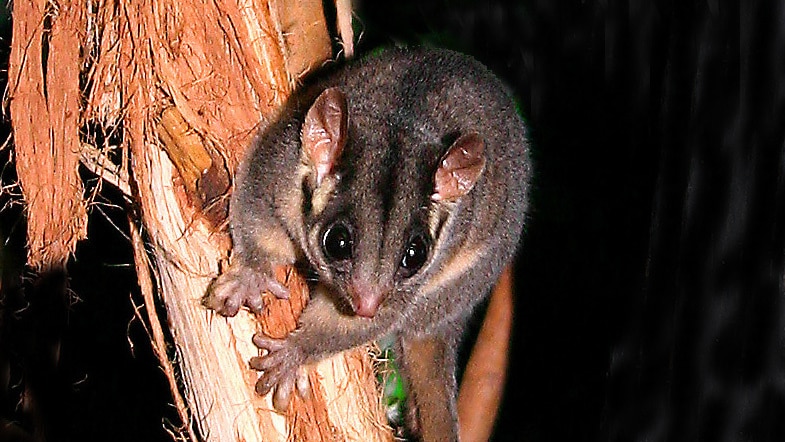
203, 266, 290, 317
250, 333, 311, 411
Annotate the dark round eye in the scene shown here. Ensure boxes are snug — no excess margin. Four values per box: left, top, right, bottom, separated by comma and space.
321, 222, 353, 262
399, 234, 429, 278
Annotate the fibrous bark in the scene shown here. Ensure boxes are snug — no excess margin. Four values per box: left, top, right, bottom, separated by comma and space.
8, 0, 513, 440
8, 1, 388, 440
8, 0, 87, 270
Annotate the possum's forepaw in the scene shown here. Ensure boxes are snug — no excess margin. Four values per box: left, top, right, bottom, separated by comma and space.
250, 333, 311, 411
203, 265, 290, 317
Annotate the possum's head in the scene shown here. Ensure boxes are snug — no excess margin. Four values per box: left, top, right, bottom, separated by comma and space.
297, 87, 486, 318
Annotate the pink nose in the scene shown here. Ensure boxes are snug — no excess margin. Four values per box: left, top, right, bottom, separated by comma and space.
352, 293, 382, 318
349, 278, 387, 318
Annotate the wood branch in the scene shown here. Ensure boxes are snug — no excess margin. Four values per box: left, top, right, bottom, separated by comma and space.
100, 1, 389, 440
79, 143, 132, 197
335, 0, 355, 58
129, 218, 196, 441
273, 0, 333, 79
458, 266, 514, 442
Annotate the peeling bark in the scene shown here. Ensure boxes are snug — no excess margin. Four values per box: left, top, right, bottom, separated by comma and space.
9, 1, 390, 440
8, 0, 87, 270
8, 1, 514, 440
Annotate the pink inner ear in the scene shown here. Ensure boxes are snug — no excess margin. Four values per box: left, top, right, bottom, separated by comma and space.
432, 133, 486, 202
302, 87, 348, 186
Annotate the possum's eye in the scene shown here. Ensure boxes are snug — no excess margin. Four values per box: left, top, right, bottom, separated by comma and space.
399, 233, 429, 278
322, 222, 354, 263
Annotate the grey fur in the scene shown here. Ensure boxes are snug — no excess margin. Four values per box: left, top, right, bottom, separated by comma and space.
204, 47, 532, 441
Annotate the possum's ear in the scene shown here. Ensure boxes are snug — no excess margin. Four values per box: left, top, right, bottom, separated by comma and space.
301, 87, 348, 187
432, 133, 486, 202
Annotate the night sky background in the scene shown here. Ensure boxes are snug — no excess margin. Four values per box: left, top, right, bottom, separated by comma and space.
2, 1, 785, 441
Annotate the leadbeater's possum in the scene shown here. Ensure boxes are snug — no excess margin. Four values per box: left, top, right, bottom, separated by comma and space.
204, 47, 531, 441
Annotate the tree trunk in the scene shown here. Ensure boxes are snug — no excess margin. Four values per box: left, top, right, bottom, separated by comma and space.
8, 1, 516, 440
8, 0, 390, 440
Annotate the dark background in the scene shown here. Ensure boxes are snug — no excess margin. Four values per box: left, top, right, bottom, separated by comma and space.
2, 1, 785, 441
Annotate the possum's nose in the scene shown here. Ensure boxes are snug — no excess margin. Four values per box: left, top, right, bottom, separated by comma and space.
353, 293, 382, 317
348, 278, 389, 318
